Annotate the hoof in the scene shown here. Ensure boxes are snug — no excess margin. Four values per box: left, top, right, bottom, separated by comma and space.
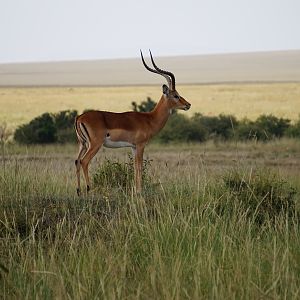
87, 185, 90, 192
77, 188, 81, 196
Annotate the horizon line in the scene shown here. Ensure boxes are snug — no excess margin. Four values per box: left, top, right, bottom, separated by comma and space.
1, 48, 300, 65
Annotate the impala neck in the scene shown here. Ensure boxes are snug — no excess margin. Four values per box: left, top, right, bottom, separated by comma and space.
150, 95, 172, 133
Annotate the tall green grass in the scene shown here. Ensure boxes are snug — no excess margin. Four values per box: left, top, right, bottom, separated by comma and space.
0, 143, 300, 299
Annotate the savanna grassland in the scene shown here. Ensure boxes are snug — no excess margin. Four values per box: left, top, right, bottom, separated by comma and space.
1, 82, 300, 299
1, 139, 300, 299
1, 82, 300, 129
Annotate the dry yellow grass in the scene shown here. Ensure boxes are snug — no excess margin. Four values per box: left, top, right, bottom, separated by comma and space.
1, 82, 300, 129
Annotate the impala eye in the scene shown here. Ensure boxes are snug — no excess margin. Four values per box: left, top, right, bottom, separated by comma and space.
174, 95, 179, 99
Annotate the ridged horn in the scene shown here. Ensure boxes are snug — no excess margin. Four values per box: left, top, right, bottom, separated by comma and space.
149, 50, 175, 90
140, 50, 172, 88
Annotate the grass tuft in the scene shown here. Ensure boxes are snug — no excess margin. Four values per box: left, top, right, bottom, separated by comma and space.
216, 168, 297, 224
92, 154, 153, 192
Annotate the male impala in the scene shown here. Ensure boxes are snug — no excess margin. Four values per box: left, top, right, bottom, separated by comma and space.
74, 50, 191, 195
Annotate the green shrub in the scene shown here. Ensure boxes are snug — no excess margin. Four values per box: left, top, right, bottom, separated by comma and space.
14, 113, 57, 144
192, 113, 238, 140
236, 119, 266, 141
286, 116, 300, 138
14, 110, 78, 144
156, 114, 208, 143
53, 110, 78, 143
216, 169, 297, 224
53, 110, 77, 130
93, 155, 152, 191
157, 113, 237, 143
131, 97, 156, 112
237, 115, 291, 141
255, 114, 290, 138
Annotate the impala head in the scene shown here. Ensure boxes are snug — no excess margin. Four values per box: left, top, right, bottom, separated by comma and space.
140, 50, 191, 111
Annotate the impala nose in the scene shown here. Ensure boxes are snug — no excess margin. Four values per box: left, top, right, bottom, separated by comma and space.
185, 103, 191, 110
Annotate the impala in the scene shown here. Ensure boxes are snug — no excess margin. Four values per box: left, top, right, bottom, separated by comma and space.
74, 50, 191, 195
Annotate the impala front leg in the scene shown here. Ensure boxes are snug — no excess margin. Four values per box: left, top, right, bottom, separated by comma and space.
134, 145, 145, 193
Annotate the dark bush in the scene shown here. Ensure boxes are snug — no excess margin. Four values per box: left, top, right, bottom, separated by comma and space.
286, 116, 300, 138
53, 110, 77, 130
189, 117, 209, 142
14, 113, 57, 144
14, 110, 78, 144
132, 97, 156, 112
53, 110, 78, 143
236, 119, 266, 141
157, 113, 238, 144
255, 114, 290, 138
236, 115, 291, 141
156, 114, 208, 143
192, 113, 238, 140
216, 169, 297, 224
217, 114, 239, 139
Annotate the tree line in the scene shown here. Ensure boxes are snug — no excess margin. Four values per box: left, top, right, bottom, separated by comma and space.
14, 97, 300, 144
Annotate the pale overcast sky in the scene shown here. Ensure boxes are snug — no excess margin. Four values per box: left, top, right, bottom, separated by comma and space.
1, 0, 300, 63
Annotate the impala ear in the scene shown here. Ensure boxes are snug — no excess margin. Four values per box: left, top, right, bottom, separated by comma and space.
162, 84, 169, 95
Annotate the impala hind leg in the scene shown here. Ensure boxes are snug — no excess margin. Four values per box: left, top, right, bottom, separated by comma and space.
81, 141, 103, 193
75, 142, 88, 196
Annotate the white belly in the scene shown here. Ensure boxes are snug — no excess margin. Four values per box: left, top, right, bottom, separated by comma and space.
103, 137, 134, 148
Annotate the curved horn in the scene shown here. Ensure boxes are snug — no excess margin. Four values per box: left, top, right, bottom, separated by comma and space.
149, 50, 176, 90
140, 50, 172, 88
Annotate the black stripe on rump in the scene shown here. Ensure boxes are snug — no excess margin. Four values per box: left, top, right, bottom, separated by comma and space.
80, 123, 90, 142
75, 121, 86, 144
